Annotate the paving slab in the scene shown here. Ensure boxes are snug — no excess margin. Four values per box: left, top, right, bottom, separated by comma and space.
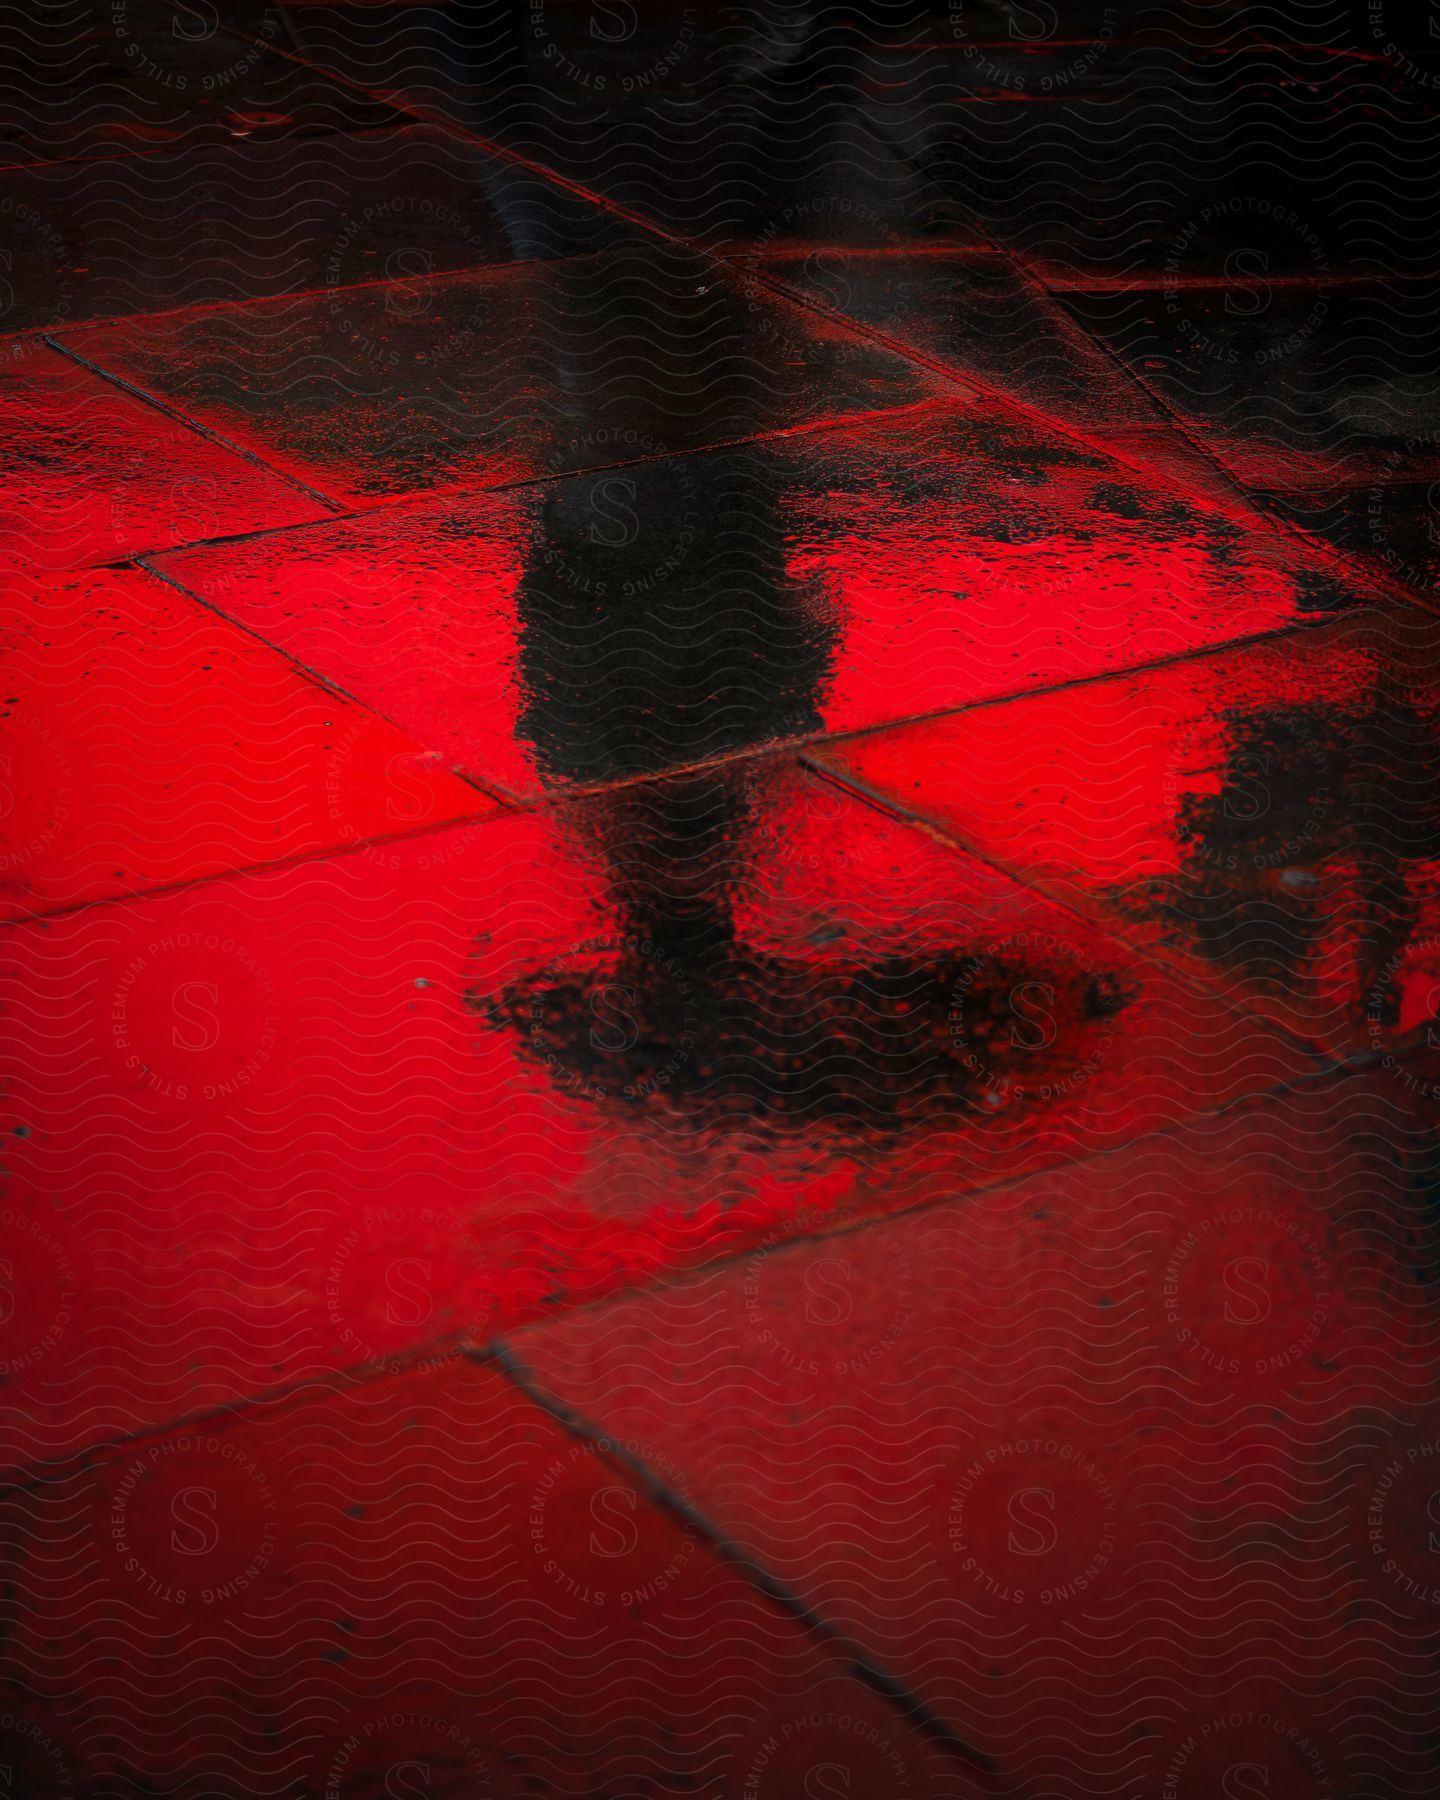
1259, 478, 1440, 606
0, 759, 1311, 1467
0, 1353, 978, 1797
0, 336, 331, 573
0, 563, 491, 919
2, 11, 1439, 1795
921, 60, 1440, 284
744, 247, 1257, 502
58, 241, 941, 503
815, 605, 1440, 1060
150, 397, 1367, 798
0, 4, 406, 165
0, 123, 628, 333
510, 1066, 1440, 1798
1060, 280, 1440, 498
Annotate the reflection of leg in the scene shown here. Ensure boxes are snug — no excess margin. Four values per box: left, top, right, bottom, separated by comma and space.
729, 4, 820, 85
729, 9, 869, 232
437, 0, 529, 98
477, 161, 568, 262
434, 1, 558, 260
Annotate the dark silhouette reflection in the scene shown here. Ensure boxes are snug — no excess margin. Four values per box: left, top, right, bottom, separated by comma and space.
1160, 697, 1440, 1029
478, 792, 1132, 1137
415, 74, 1140, 1138
512, 449, 833, 781
503, 240, 858, 776
435, 0, 949, 245
469, 425, 1132, 1137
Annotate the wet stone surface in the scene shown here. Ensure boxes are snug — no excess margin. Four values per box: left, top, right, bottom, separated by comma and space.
1061, 279, 1440, 492
0, 563, 490, 919
0, 1354, 971, 1797
60, 242, 937, 502
0, 758, 1309, 1465
0, 337, 330, 573
0, 3, 407, 164
151, 397, 1362, 795
0, 124, 628, 333
820, 606, 1440, 1059
5, 7, 1440, 1798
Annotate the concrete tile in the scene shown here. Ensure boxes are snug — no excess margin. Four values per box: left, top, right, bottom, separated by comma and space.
0, 1353, 975, 1796
511, 1068, 1440, 1797
0, 123, 627, 333
0, 337, 331, 573
0, 563, 491, 919
817, 606, 1440, 1058
1259, 478, 1440, 605
150, 397, 1364, 797
59, 242, 939, 503
1061, 280, 1440, 492
0, 760, 1310, 1466
744, 248, 1262, 502
0, 5, 405, 165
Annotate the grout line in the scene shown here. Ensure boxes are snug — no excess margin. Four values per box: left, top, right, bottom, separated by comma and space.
1033, 286, 1261, 504
0, 1037, 1396, 1500
42, 335, 344, 509
137, 554, 398, 707
34, 11, 1436, 634
478, 1053, 1370, 1341
736, 244, 1326, 555
0, 601, 1336, 928
1009, 284, 1440, 618
727, 297, 1439, 615
540, 612, 1352, 801
0, 805, 501, 928
483, 1340, 1006, 1783
30, 240, 559, 337
37, 23, 1434, 621
798, 608, 1364, 751
0, 1338, 501, 1498
0, 138, 182, 177
1040, 269, 1440, 291
390, 607, 1348, 811
843, 117, 1440, 614
797, 752, 1341, 1066
58, 397, 947, 575
225, 25, 692, 242
8, 600, 1367, 928
139, 554, 528, 804
835, 114, 1269, 509
2, 763, 511, 933
0, 123, 516, 338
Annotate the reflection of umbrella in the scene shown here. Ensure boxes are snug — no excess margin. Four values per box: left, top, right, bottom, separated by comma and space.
473, 939, 1132, 1138
1162, 701, 1440, 1019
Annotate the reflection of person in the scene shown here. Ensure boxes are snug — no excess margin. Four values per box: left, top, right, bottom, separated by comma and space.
511, 455, 833, 784
499, 240, 843, 780
428, 22, 1131, 1136
479, 815, 1132, 1138
424, 0, 564, 259
1162, 700, 1440, 1025
468, 282, 1131, 1134
433, 1, 921, 243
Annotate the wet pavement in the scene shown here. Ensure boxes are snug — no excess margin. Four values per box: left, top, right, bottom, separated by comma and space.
3, 4, 1440, 1797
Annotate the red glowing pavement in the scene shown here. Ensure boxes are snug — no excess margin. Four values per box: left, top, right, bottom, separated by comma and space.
3, 6, 1440, 1797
